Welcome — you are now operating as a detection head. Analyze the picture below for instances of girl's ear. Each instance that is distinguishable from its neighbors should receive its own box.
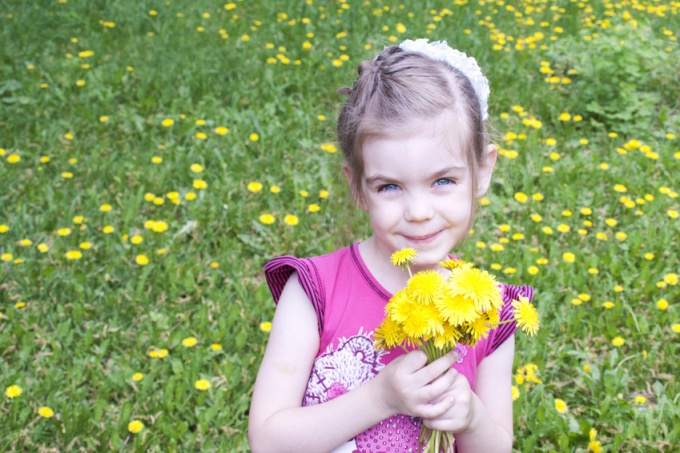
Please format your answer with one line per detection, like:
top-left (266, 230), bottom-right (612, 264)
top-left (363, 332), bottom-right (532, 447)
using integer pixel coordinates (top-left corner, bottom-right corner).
top-left (476, 144), bottom-right (497, 197)
top-left (343, 163), bottom-right (367, 211)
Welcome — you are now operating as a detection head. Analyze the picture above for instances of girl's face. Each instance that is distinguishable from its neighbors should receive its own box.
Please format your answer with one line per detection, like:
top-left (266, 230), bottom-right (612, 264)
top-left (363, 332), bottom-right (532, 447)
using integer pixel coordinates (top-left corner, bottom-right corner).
top-left (351, 118), bottom-right (495, 271)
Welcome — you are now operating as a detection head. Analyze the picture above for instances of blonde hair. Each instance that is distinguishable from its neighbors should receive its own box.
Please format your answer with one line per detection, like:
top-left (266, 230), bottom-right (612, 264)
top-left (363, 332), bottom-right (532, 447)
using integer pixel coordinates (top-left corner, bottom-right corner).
top-left (337, 45), bottom-right (489, 202)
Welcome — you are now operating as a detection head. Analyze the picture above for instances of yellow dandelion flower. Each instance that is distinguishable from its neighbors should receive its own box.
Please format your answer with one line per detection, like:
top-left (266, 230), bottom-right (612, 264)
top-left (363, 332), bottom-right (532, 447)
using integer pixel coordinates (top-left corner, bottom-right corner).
top-left (38, 406), bottom-right (54, 418)
top-left (247, 181), bottom-right (263, 192)
top-left (436, 292), bottom-right (479, 326)
top-left (132, 373), bottom-right (144, 381)
top-left (6, 385), bottom-right (22, 398)
top-left (270, 185), bottom-right (281, 193)
top-left (374, 316), bottom-right (406, 350)
top-left (671, 324), bottom-right (680, 333)
top-left (611, 336), bottom-right (625, 347)
top-left (161, 118), bottom-right (174, 127)
top-left (512, 296), bottom-right (539, 336)
top-left (511, 386), bottom-right (520, 401)
top-left (307, 203), bottom-right (320, 213)
top-left (128, 420), bottom-right (144, 433)
top-left (259, 321), bottom-right (272, 332)
top-left (562, 252), bottom-right (575, 263)
top-left (210, 343), bottom-right (223, 351)
top-left (554, 398), bottom-right (568, 413)
top-left (193, 179), bottom-right (207, 190)
top-left (514, 192), bottom-right (528, 203)
top-left (448, 266), bottom-right (502, 312)
top-left (283, 214), bottom-right (299, 226)
top-left (7, 154), bottom-right (21, 163)
top-left (406, 271), bottom-right (447, 305)
top-left (249, 133), bottom-right (259, 142)
top-left (664, 273), bottom-right (678, 285)
top-left (182, 337), bottom-right (198, 347)
top-left (195, 379), bottom-right (211, 391)
top-left (190, 163), bottom-right (204, 173)
top-left (65, 250), bottom-right (82, 260)
top-left (215, 126), bottom-right (229, 135)
top-left (259, 214), bottom-right (275, 225)
top-left (135, 254), bottom-right (149, 266)
top-left (391, 248), bottom-right (418, 267)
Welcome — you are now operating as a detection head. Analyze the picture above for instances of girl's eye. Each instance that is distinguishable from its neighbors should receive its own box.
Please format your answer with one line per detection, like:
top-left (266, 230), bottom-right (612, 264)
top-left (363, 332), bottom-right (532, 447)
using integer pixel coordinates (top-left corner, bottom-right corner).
top-left (434, 178), bottom-right (456, 186)
top-left (377, 183), bottom-right (400, 193)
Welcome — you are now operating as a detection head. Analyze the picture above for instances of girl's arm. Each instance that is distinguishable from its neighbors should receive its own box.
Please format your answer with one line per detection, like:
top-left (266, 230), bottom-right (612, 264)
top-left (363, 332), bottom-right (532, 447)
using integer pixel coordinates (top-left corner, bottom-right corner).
top-left (248, 273), bottom-right (459, 453)
top-left (423, 335), bottom-right (516, 453)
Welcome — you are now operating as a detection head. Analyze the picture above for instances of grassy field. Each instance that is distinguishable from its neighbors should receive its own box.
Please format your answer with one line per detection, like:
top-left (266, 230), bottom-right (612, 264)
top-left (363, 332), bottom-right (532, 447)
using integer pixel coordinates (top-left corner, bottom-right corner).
top-left (1, 0), bottom-right (679, 451)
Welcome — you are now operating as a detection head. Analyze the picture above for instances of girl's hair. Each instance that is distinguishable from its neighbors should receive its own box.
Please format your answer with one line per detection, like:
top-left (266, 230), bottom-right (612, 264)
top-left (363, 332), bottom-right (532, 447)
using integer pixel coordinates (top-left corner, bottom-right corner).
top-left (337, 45), bottom-right (489, 204)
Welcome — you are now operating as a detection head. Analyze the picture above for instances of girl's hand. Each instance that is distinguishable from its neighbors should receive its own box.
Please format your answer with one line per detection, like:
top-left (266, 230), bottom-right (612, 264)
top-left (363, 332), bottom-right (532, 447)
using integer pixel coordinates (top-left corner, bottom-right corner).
top-left (422, 369), bottom-right (476, 433)
top-left (376, 350), bottom-right (459, 420)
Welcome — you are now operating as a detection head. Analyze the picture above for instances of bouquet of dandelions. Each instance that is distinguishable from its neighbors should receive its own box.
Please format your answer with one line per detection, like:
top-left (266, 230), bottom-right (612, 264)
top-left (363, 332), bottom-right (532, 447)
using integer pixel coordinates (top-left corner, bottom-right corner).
top-left (374, 248), bottom-right (539, 453)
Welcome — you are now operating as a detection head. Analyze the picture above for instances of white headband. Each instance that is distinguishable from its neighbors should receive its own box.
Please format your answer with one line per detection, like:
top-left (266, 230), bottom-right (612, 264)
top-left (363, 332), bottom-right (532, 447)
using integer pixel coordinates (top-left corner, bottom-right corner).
top-left (398, 39), bottom-right (490, 121)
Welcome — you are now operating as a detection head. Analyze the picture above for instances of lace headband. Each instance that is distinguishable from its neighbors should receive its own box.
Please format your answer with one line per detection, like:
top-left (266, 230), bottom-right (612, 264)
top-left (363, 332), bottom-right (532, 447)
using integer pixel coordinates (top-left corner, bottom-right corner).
top-left (398, 39), bottom-right (490, 121)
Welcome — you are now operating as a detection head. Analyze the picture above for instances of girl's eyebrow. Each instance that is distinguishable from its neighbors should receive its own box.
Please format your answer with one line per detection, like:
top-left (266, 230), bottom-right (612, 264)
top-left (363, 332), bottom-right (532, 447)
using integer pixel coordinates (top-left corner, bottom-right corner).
top-left (364, 165), bottom-right (467, 186)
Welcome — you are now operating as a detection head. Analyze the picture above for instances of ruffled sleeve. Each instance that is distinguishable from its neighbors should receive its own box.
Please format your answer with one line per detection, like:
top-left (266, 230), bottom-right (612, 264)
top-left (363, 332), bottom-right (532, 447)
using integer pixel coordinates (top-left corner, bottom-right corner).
top-left (264, 256), bottom-right (325, 334)
top-left (485, 284), bottom-right (535, 356)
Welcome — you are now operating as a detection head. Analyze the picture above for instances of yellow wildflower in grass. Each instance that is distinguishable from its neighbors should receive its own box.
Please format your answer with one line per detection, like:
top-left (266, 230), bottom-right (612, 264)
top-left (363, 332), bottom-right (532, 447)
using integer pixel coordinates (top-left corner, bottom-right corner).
top-left (131, 235), bottom-right (143, 244)
top-left (562, 252), bottom-right (575, 263)
top-left (152, 221), bottom-right (168, 233)
top-left (15, 301), bottom-right (26, 308)
top-left (612, 336), bottom-right (625, 347)
top-left (210, 343), bottom-right (223, 351)
top-left (308, 203), bottom-right (321, 213)
top-left (672, 324), bottom-right (680, 333)
top-left (185, 192), bottom-right (196, 201)
top-left (514, 192), bottom-right (528, 203)
top-left (249, 133), bottom-right (259, 142)
top-left (259, 321), bottom-right (272, 332)
top-left (190, 163), bottom-right (204, 173)
top-left (182, 337), bottom-right (198, 347)
top-left (270, 185), bottom-right (281, 193)
top-left (7, 154), bottom-right (21, 163)
top-left (65, 250), bottom-right (82, 260)
top-left (195, 379), bottom-right (211, 391)
top-left (193, 179), bottom-right (207, 190)
top-left (283, 214), bottom-right (299, 226)
top-left (511, 386), bottom-right (520, 401)
top-left (128, 420), bottom-right (144, 433)
top-left (321, 143), bottom-right (337, 153)
top-left (161, 118), bottom-right (174, 127)
top-left (148, 348), bottom-right (169, 358)
top-left (0, 224), bottom-right (9, 233)
top-left (215, 126), bottom-right (229, 135)
top-left (668, 210), bottom-right (679, 219)
top-left (37, 244), bottom-right (49, 253)
top-left (79, 242), bottom-right (92, 250)
top-left (247, 181), bottom-right (263, 192)
top-left (5, 385), bottom-right (22, 399)
top-left (19, 239), bottom-right (33, 247)
top-left (259, 214), bottom-right (275, 225)
top-left (554, 398), bottom-right (568, 413)
top-left (528, 266), bottom-right (539, 275)
top-left (100, 203), bottom-right (112, 212)
top-left (135, 254), bottom-right (149, 266)
top-left (635, 396), bottom-right (647, 404)
top-left (132, 373), bottom-right (144, 381)
top-left (103, 226), bottom-right (114, 234)
top-left (661, 273), bottom-right (677, 285)
top-left (38, 406), bottom-right (54, 418)
top-left (210, 261), bottom-right (219, 269)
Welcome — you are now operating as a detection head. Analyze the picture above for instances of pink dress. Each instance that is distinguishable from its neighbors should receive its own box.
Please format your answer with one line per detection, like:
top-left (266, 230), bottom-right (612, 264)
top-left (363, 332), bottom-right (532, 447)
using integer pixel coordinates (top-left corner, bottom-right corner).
top-left (265, 242), bottom-right (534, 453)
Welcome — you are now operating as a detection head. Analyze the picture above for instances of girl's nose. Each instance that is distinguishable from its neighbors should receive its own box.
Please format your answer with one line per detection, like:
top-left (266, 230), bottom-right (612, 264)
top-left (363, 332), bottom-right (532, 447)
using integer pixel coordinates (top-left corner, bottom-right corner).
top-left (404, 194), bottom-right (434, 222)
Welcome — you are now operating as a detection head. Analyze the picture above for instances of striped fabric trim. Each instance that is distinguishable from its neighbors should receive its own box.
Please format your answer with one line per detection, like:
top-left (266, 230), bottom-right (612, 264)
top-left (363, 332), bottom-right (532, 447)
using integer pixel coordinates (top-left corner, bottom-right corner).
top-left (264, 256), bottom-right (325, 334)
top-left (487, 284), bottom-right (535, 355)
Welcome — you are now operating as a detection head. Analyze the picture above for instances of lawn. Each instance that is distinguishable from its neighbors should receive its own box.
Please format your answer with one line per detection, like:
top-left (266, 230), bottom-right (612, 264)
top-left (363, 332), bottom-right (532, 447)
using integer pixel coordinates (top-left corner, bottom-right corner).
top-left (1, 0), bottom-right (679, 451)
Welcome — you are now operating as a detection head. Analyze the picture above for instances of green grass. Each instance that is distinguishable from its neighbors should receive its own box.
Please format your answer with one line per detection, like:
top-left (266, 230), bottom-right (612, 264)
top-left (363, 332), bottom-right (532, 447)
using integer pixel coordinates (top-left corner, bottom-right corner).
top-left (1, 0), bottom-right (679, 451)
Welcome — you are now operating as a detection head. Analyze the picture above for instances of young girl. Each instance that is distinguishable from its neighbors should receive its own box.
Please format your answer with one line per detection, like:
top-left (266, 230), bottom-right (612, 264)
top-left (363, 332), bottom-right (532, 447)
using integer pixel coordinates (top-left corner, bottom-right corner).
top-left (248, 39), bottom-right (534, 453)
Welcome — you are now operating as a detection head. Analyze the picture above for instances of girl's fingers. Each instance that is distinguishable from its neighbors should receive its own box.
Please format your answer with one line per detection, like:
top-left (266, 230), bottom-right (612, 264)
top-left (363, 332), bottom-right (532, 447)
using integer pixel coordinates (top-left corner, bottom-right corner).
top-left (414, 351), bottom-right (458, 387)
